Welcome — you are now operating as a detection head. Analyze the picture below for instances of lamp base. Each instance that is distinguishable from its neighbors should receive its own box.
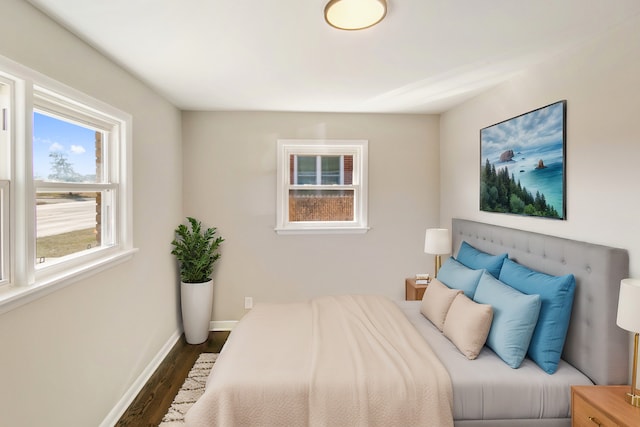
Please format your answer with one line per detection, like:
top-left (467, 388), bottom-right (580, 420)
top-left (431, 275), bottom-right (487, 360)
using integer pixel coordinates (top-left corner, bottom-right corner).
top-left (626, 332), bottom-right (640, 407)
top-left (434, 255), bottom-right (443, 277)
top-left (625, 392), bottom-right (640, 407)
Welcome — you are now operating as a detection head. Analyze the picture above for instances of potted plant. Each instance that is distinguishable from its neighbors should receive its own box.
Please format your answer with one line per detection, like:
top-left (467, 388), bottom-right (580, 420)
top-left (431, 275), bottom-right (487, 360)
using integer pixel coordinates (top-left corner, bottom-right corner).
top-left (171, 217), bottom-right (224, 344)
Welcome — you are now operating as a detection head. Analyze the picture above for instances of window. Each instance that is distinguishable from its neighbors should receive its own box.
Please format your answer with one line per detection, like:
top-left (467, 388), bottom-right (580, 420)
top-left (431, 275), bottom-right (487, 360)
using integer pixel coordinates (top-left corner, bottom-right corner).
top-left (0, 180), bottom-right (8, 286)
top-left (33, 97), bottom-right (117, 268)
top-left (0, 77), bottom-right (11, 287)
top-left (0, 55), bottom-right (134, 313)
top-left (276, 139), bottom-right (368, 234)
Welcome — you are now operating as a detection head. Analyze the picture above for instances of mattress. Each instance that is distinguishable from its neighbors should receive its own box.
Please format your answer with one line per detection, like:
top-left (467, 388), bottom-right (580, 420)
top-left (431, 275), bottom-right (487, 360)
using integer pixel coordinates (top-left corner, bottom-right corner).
top-left (396, 300), bottom-right (593, 421)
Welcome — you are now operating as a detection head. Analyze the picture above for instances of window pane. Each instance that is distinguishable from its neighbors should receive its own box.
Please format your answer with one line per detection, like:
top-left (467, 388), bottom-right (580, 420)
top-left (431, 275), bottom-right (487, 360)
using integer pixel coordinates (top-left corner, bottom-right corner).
top-left (296, 155), bottom-right (316, 185)
top-left (36, 191), bottom-right (100, 264)
top-left (343, 155), bottom-right (353, 185)
top-left (0, 181), bottom-right (6, 282)
top-left (321, 156), bottom-right (341, 185)
top-left (33, 112), bottom-right (103, 183)
top-left (288, 189), bottom-right (354, 222)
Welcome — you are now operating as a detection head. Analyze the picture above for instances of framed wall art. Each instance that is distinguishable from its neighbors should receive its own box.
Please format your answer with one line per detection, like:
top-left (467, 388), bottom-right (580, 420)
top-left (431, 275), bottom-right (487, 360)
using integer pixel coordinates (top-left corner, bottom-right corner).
top-left (480, 100), bottom-right (566, 219)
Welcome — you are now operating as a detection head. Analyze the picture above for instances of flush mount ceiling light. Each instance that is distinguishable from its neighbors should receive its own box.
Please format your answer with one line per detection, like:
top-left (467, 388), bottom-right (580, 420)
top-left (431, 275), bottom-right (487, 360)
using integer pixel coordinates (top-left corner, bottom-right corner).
top-left (324, 0), bottom-right (387, 31)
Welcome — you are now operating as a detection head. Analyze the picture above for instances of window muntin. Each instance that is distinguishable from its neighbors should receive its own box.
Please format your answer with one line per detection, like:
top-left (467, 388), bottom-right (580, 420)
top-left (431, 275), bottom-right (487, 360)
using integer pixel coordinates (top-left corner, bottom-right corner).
top-left (276, 140), bottom-right (368, 234)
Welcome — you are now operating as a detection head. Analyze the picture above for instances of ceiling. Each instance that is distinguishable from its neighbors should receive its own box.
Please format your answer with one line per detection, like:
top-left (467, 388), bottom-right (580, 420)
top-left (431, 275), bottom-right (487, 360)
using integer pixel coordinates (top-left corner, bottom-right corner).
top-left (27, 0), bottom-right (640, 114)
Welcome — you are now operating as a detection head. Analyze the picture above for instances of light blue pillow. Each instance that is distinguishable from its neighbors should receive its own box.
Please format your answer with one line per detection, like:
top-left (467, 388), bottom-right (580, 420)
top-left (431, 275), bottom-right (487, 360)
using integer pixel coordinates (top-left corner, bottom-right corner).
top-left (473, 271), bottom-right (541, 369)
top-left (456, 241), bottom-right (508, 278)
top-left (436, 257), bottom-right (484, 299)
top-left (499, 258), bottom-right (576, 374)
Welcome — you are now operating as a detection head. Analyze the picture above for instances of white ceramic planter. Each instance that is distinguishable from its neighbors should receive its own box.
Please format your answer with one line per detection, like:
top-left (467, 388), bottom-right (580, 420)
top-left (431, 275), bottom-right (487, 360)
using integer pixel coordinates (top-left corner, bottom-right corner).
top-left (181, 279), bottom-right (214, 344)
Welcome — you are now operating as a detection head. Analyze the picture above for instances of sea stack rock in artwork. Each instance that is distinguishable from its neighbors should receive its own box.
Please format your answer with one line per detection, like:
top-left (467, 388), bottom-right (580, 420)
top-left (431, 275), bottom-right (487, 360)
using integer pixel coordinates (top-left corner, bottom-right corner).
top-left (535, 159), bottom-right (547, 169)
top-left (500, 150), bottom-right (515, 162)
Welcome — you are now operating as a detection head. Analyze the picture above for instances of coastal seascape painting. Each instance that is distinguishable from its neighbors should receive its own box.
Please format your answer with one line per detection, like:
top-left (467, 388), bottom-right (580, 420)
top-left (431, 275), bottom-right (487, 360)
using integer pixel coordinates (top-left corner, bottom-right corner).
top-left (480, 101), bottom-right (566, 219)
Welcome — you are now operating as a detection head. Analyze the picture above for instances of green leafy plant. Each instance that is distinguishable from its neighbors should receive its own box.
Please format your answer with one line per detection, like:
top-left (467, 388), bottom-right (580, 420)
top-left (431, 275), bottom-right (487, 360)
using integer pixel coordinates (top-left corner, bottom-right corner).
top-left (171, 217), bottom-right (224, 283)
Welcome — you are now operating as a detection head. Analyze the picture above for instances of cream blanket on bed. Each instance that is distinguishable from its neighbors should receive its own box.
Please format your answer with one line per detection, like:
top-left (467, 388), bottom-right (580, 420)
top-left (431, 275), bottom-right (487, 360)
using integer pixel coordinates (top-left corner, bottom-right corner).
top-left (185, 295), bottom-right (453, 427)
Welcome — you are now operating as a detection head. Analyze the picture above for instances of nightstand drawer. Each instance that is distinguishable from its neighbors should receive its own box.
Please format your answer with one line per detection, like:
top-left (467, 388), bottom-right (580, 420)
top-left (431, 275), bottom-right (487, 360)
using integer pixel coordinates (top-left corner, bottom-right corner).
top-left (571, 385), bottom-right (640, 427)
top-left (573, 391), bottom-right (617, 427)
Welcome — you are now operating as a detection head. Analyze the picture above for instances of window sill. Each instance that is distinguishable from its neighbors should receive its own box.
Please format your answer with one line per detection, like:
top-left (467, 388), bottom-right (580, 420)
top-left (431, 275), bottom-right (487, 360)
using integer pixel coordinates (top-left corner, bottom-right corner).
top-left (0, 248), bottom-right (138, 316)
top-left (275, 226), bottom-right (370, 235)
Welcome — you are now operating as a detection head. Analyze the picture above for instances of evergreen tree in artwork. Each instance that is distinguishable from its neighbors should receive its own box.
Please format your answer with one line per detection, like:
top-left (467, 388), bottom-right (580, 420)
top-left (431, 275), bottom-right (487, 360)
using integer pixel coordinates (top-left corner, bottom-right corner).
top-left (480, 159), bottom-right (560, 218)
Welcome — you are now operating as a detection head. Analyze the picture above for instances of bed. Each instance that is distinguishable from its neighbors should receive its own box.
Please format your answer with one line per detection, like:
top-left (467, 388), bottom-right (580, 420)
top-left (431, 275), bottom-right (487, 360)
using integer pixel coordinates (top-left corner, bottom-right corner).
top-left (186, 218), bottom-right (630, 426)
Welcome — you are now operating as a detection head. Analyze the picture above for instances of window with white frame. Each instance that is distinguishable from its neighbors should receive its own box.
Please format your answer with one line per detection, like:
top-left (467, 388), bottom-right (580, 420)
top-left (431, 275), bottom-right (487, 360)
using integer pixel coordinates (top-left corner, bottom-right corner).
top-left (0, 180), bottom-right (8, 287)
top-left (0, 55), bottom-right (134, 312)
top-left (276, 139), bottom-right (368, 234)
top-left (33, 92), bottom-right (118, 268)
top-left (0, 78), bottom-right (11, 287)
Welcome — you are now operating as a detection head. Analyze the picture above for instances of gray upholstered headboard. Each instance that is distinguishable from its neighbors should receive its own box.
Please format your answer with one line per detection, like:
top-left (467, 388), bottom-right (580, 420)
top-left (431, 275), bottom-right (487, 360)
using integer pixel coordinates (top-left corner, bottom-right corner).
top-left (451, 218), bottom-right (629, 385)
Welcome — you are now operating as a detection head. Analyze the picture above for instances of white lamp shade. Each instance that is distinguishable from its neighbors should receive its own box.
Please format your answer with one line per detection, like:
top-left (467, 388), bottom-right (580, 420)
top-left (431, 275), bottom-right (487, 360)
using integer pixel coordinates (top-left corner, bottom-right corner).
top-left (424, 228), bottom-right (451, 255)
top-left (617, 278), bottom-right (640, 333)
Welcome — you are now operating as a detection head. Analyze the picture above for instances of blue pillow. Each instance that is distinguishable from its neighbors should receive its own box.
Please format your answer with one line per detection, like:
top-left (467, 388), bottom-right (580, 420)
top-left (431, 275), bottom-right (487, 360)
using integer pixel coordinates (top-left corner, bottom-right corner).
top-left (473, 271), bottom-right (541, 369)
top-left (499, 258), bottom-right (576, 374)
top-left (436, 257), bottom-right (484, 299)
top-left (456, 241), bottom-right (508, 278)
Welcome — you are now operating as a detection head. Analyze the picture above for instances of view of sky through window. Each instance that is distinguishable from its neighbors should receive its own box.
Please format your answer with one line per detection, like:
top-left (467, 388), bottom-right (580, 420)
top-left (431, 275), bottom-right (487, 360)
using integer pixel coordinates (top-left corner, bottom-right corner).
top-left (33, 112), bottom-right (97, 181)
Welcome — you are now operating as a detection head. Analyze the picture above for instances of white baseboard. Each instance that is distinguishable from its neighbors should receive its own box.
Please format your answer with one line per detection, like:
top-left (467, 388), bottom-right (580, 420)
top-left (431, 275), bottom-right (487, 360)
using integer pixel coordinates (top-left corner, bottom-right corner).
top-left (99, 329), bottom-right (182, 427)
top-left (211, 320), bottom-right (238, 331)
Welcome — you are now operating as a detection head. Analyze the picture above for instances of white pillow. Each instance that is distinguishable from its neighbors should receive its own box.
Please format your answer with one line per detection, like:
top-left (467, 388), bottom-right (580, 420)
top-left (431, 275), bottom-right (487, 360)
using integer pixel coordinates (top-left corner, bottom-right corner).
top-left (443, 293), bottom-right (493, 360)
top-left (420, 278), bottom-right (462, 331)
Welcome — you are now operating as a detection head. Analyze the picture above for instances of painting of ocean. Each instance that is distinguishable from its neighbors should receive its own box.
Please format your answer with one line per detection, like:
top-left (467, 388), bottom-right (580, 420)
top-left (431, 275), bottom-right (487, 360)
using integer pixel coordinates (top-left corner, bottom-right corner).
top-left (480, 101), bottom-right (566, 219)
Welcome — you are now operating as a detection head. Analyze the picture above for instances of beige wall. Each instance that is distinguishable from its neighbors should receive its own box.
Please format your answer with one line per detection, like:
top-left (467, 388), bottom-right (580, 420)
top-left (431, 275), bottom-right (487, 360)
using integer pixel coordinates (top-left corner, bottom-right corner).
top-left (3, 1), bottom-right (637, 425)
top-left (440, 15), bottom-right (640, 278)
top-left (0, 2), bottom-right (183, 426)
top-left (182, 112), bottom-right (440, 321)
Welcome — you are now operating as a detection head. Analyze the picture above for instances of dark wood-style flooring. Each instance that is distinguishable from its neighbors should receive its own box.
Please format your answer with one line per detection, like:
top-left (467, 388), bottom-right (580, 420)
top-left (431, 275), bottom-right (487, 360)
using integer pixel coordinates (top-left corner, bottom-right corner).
top-left (115, 331), bottom-right (230, 427)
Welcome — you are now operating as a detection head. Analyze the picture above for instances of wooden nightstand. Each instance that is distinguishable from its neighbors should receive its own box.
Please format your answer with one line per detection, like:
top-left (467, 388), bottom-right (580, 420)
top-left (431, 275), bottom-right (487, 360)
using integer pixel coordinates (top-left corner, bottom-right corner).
top-left (405, 278), bottom-right (428, 301)
top-left (572, 385), bottom-right (640, 426)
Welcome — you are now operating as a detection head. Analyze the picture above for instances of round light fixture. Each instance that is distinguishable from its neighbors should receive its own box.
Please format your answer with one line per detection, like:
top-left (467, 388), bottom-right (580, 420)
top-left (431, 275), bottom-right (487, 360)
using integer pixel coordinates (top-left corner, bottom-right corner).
top-left (324, 0), bottom-right (387, 31)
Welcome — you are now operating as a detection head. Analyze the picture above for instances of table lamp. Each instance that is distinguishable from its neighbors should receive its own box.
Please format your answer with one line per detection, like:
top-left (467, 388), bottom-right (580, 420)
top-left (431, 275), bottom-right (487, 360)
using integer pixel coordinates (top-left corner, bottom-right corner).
top-left (616, 278), bottom-right (640, 407)
top-left (424, 228), bottom-right (450, 276)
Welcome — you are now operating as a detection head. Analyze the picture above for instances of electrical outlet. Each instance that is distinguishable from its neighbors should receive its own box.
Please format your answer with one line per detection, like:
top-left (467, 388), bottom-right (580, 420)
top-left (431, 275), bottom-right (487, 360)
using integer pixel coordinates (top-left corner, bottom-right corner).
top-left (244, 297), bottom-right (253, 309)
